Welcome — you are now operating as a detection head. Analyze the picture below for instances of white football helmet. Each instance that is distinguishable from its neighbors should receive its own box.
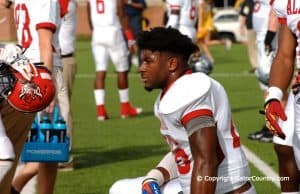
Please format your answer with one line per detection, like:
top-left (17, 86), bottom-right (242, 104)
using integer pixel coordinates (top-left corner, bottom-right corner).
top-left (189, 53), bottom-right (213, 75)
top-left (255, 51), bottom-right (275, 86)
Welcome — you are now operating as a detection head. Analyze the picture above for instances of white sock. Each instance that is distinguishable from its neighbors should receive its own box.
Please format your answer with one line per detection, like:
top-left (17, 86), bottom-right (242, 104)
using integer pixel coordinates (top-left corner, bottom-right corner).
top-left (281, 192), bottom-right (300, 194)
top-left (94, 89), bottom-right (105, 105)
top-left (0, 160), bottom-right (13, 182)
top-left (119, 89), bottom-right (129, 103)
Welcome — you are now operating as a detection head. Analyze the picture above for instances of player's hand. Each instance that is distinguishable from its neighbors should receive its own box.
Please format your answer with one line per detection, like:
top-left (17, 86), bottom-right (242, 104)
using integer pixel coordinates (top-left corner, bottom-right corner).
top-left (292, 74), bottom-right (300, 95)
top-left (10, 56), bottom-right (37, 81)
top-left (264, 99), bottom-right (287, 139)
top-left (142, 179), bottom-right (161, 194)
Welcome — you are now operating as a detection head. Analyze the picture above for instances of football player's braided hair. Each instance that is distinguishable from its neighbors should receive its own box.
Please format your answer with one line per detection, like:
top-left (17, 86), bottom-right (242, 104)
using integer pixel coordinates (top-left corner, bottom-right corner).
top-left (137, 27), bottom-right (199, 62)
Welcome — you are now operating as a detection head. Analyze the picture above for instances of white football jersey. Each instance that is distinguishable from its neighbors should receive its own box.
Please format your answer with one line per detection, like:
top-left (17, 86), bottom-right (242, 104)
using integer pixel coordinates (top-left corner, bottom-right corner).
top-left (59, 0), bottom-right (77, 55)
top-left (88, 0), bottom-right (121, 28)
top-left (14, 0), bottom-right (65, 67)
top-left (272, 0), bottom-right (300, 67)
top-left (154, 72), bottom-right (250, 194)
top-left (252, 0), bottom-right (271, 32)
top-left (166, 0), bottom-right (198, 27)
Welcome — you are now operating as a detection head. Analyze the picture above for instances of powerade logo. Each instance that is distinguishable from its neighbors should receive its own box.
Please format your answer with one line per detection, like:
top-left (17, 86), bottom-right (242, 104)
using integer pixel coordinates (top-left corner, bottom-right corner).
top-left (25, 149), bottom-right (62, 155)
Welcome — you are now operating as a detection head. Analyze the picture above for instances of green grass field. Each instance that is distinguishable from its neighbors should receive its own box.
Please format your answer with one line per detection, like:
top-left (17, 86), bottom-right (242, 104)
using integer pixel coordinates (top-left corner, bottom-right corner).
top-left (53, 41), bottom-right (280, 194)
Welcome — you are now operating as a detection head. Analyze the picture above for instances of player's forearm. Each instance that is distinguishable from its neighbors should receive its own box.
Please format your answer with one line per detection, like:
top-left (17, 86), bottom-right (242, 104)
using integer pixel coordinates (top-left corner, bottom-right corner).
top-left (38, 29), bottom-right (54, 72)
top-left (191, 158), bottom-right (218, 194)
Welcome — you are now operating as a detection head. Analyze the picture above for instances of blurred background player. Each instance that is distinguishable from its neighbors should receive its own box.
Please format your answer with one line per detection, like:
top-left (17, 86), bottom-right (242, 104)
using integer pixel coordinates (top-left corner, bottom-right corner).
top-left (165, 0), bottom-right (198, 42)
top-left (264, 0), bottom-right (300, 193)
top-left (239, 0), bottom-right (258, 73)
top-left (248, 0), bottom-right (278, 142)
top-left (11, 0), bottom-right (70, 194)
top-left (110, 27), bottom-right (256, 194)
top-left (58, 0), bottom-right (78, 171)
top-left (124, 0), bottom-right (147, 70)
top-left (87, 0), bottom-right (142, 121)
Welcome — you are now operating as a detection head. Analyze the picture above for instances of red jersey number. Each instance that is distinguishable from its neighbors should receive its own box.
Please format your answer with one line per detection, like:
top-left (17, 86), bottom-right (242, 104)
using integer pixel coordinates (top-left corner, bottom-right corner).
top-left (174, 148), bottom-right (191, 174)
top-left (14, 4), bottom-right (32, 48)
top-left (96, 0), bottom-right (105, 14)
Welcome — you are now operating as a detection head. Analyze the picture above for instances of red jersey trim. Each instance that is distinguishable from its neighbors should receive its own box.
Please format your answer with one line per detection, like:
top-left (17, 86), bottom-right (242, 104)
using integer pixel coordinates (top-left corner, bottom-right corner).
top-left (36, 22), bottom-right (56, 33)
top-left (269, 0), bottom-right (274, 5)
top-left (59, 0), bottom-right (70, 18)
top-left (278, 17), bottom-right (287, 24)
top-left (181, 109), bottom-right (213, 126)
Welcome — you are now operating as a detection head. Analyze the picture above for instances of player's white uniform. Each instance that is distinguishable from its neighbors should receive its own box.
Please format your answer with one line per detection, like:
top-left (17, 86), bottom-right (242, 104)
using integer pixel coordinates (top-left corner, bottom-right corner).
top-left (59, 0), bottom-right (77, 57)
top-left (109, 72), bottom-right (253, 194)
top-left (166, 0), bottom-right (198, 41)
top-left (252, 0), bottom-right (277, 89)
top-left (272, 0), bottom-right (300, 170)
top-left (89, 0), bottom-right (128, 72)
top-left (14, 0), bottom-right (70, 126)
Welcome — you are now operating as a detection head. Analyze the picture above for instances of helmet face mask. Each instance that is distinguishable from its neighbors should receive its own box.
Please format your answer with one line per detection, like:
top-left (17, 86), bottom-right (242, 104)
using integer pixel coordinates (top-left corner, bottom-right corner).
top-left (188, 53), bottom-right (213, 75)
top-left (7, 65), bottom-right (56, 113)
top-left (0, 64), bottom-right (16, 102)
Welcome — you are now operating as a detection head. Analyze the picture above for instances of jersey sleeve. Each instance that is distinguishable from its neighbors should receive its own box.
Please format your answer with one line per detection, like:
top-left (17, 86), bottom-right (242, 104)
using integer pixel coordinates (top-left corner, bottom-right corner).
top-left (272, 0), bottom-right (287, 24)
top-left (34, 0), bottom-right (58, 32)
top-left (180, 92), bottom-right (216, 137)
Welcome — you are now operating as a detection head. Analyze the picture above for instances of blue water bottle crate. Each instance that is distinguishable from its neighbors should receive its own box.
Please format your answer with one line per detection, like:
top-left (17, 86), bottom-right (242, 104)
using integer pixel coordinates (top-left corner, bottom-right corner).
top-left (21, 108), bottom-right (70, 162)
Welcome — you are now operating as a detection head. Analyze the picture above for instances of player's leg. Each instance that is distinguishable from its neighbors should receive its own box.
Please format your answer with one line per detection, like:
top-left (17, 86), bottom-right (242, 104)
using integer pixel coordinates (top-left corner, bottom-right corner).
top-left (274, 92), bottom-right (300, 192)
top-left (91, 37), bottom-right (109, 120)
top-left (37, 162), bottom-right (58, 194)
top-left (0, 115), bottom-right (14, 182)
top-left (0, 102), bottom-right (35, 193)
top-left (12, 162), bottom-right (39, 192)
top-left (109, 28), bottom-right (142, 118)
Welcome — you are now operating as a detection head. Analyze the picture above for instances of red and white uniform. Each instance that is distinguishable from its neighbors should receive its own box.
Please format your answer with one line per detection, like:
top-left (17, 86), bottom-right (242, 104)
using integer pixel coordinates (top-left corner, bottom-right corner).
top-left (155, 72), bottom-right (250, 194)
top-left (272, 0), bottom-right (300, 170)
top-left (14, 0), bottom-right (70, 125)
top-left (166, 0), bottom-right (198, 41)
top-left (14, 0), bottom-right (67, 67)
top-left (59, 0), bottom-right (77, 56)
top-left (88, 0), bottom-right (128, 72)
top-left (252, 0), bottom-right (277, 90)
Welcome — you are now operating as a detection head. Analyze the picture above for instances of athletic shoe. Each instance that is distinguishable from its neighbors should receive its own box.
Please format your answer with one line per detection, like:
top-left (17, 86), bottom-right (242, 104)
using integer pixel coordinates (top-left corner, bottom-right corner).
top-left (259, 130), bottom-right (274, 143)
top-left (97, 105), bottom-right (108, 121)
top-left (120, 102), bottom-right (142, 118)
top-left (248, 125), bottom-right (270, 140)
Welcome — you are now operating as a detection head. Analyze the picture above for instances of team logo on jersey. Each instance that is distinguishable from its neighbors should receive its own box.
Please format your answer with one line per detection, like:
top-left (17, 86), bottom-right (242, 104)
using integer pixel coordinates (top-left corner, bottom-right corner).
top-left (19, 82), bottom-right (43, 103)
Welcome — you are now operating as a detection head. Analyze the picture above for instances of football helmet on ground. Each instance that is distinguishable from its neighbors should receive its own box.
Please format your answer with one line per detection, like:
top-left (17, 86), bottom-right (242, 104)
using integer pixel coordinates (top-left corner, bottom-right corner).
top-left (188, 53), bottom-right (213, 75)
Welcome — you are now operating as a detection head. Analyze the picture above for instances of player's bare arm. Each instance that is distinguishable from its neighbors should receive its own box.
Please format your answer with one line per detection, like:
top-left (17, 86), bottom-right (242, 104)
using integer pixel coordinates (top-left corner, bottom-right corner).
top-left (189, 126), bottom-right (219, 194)
top-left (38, 28), bottom-right (54, 72)
top-left (269, 24), bottom-right (296, 92)
top-left (0, 0), bottom-right (12, 8)
top-left (87, 1), bottom-right (93, 31)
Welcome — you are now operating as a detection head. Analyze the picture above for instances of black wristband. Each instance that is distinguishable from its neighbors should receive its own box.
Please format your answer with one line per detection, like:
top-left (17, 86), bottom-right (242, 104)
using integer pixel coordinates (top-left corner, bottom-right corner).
top-left (264, 30), bottom-right (276, 47)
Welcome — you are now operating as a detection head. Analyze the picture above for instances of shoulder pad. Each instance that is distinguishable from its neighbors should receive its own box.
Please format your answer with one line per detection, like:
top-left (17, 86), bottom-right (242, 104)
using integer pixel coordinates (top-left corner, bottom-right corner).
top-left (159, 73), bottom-right (211, 114)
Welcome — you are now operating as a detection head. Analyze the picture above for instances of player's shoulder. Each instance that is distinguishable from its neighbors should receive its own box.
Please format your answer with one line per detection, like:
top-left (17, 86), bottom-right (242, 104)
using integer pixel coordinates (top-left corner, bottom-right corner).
top-left (159, 72), bottom-right (212, 114)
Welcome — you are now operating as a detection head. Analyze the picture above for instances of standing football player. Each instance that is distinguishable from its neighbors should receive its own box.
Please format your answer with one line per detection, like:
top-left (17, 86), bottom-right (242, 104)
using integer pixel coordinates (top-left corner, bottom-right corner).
top-left (264, 0), bottom-right (300, 193)
top-left (165, 0), bottom-right (198, 42)
top-left (10, 0), bottom-right (70, 194)
top-left (87, 0), bottom-right (142, 120)
top-left (109, 27), bottom-right (256, 194)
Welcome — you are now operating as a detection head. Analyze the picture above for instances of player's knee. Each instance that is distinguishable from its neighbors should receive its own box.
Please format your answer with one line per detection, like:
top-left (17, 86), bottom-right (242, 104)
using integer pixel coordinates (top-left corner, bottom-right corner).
top-left (109, 180), bottom-right (125, 194)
